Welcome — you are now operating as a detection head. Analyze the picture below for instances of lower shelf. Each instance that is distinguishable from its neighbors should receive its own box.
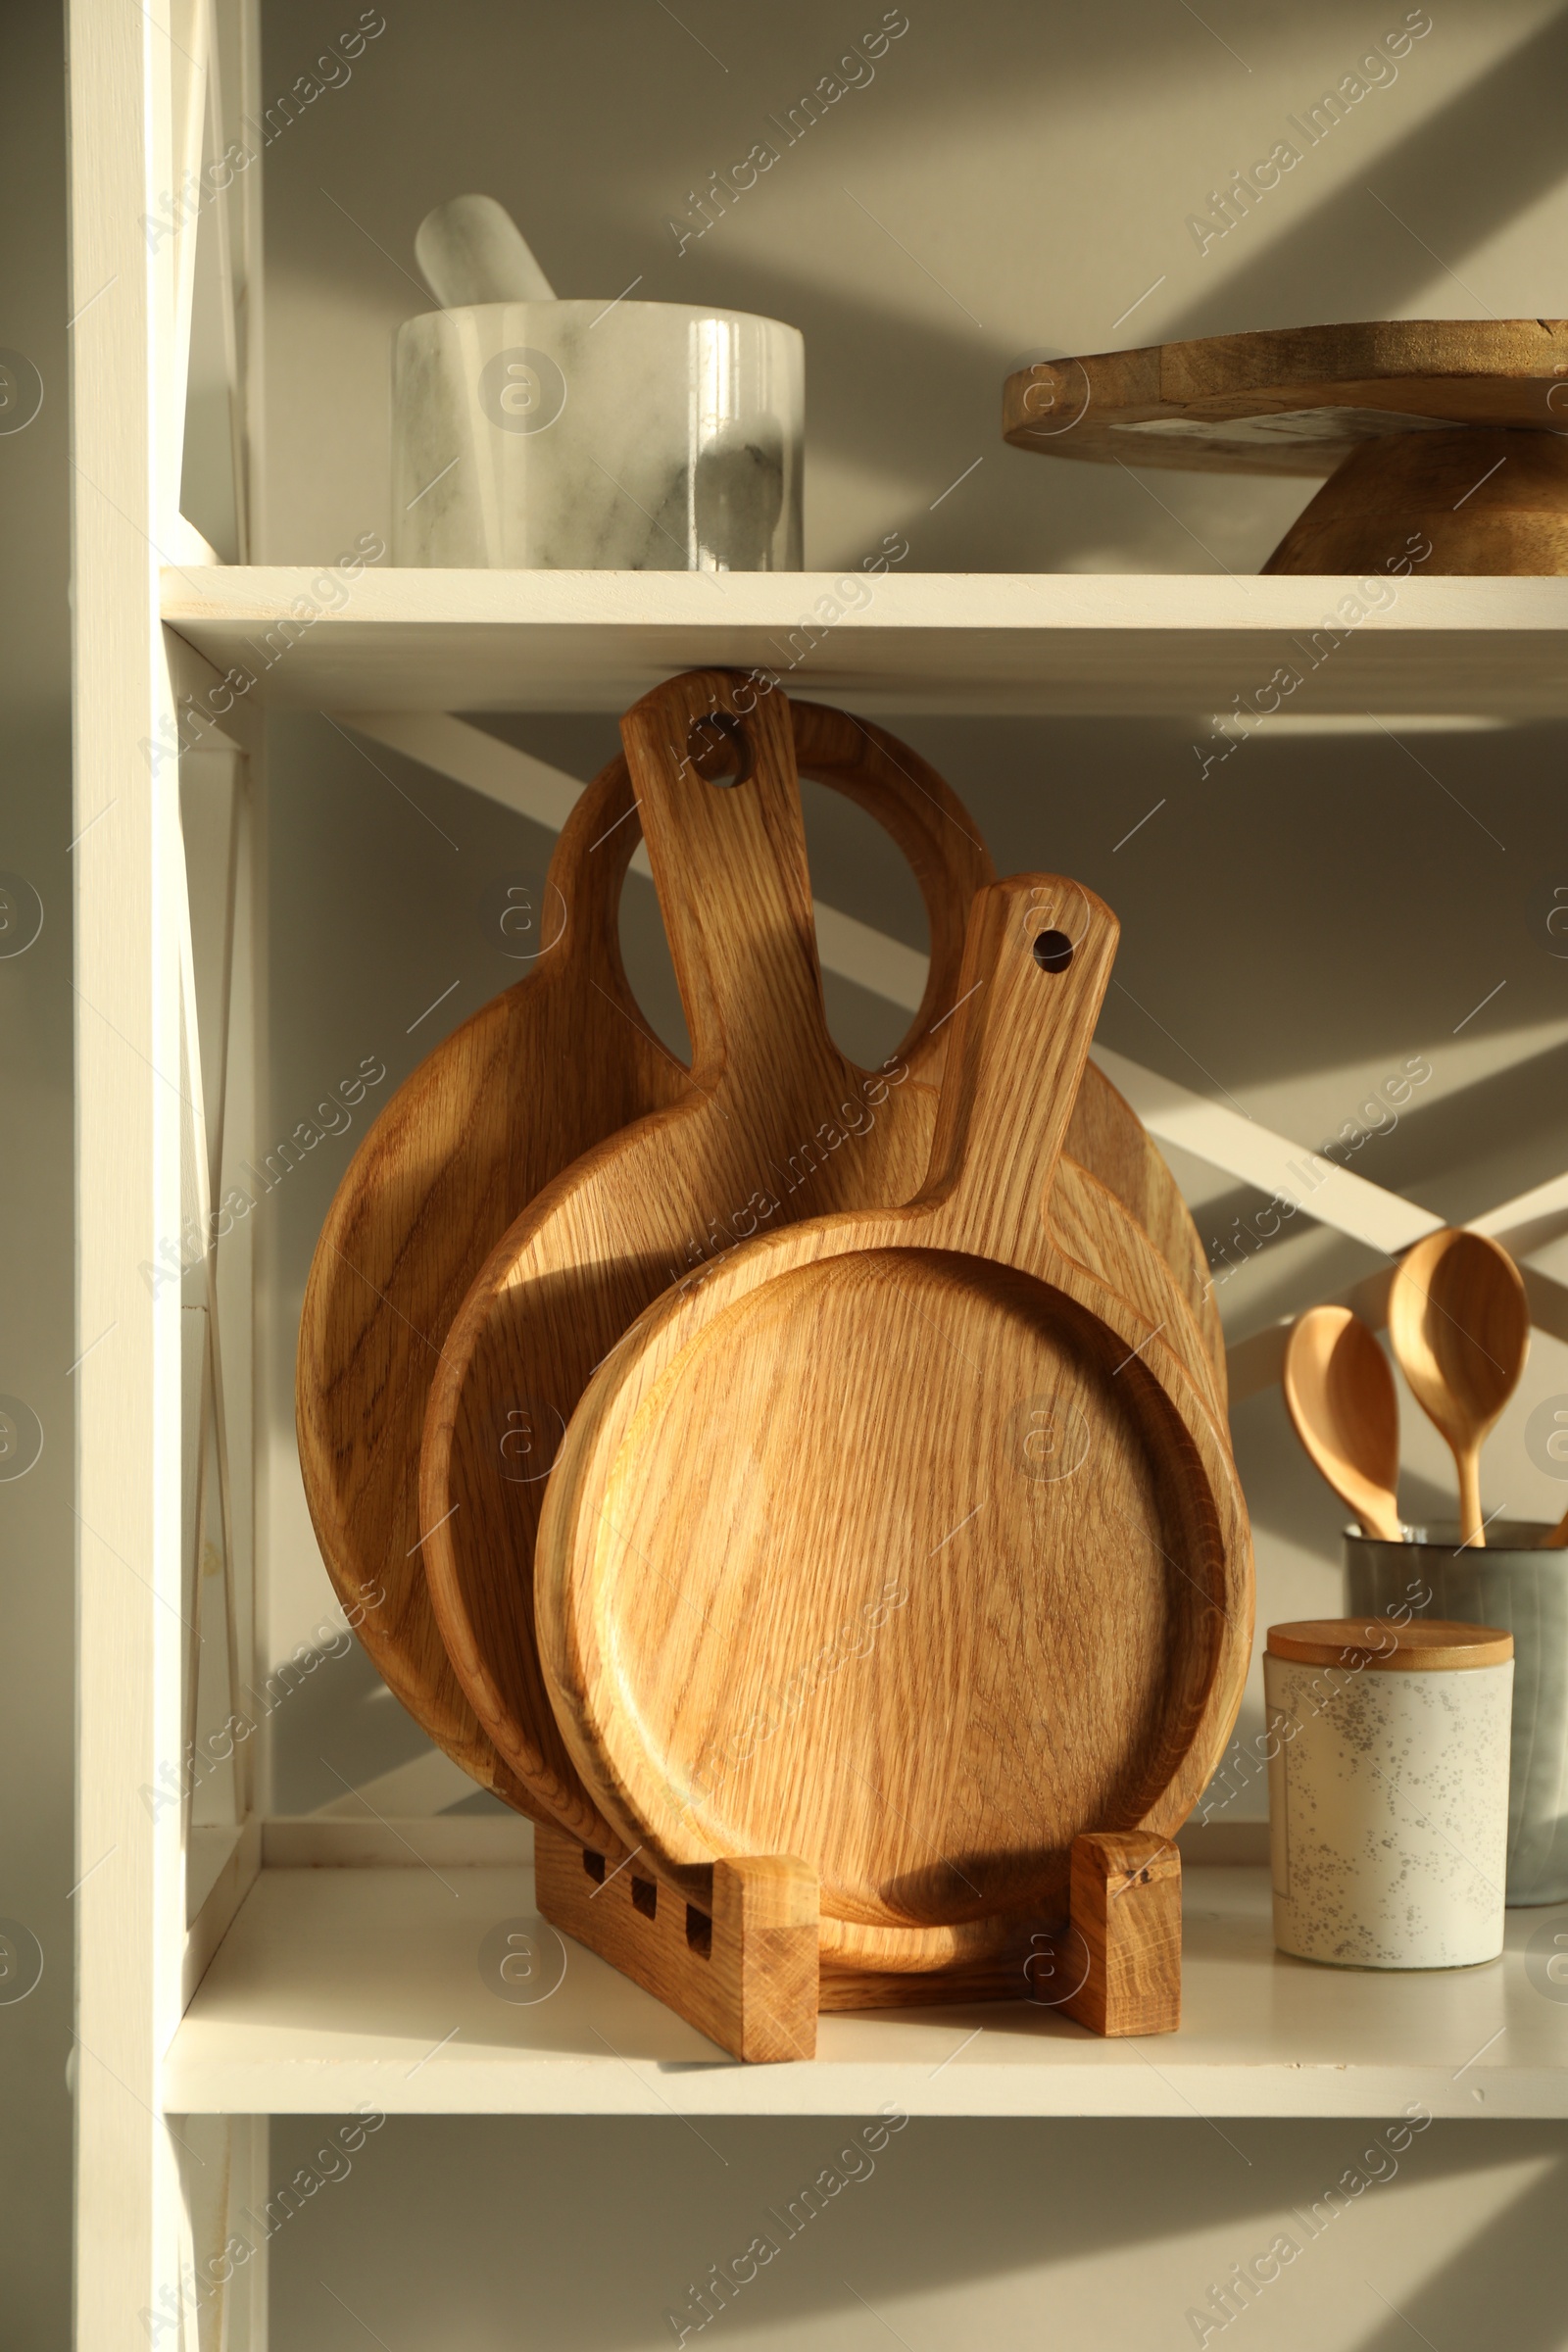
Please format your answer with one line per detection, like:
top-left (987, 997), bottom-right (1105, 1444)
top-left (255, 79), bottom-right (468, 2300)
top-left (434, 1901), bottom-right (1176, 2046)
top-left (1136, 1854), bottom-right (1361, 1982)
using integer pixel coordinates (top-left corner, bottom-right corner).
top-left (162, 1861), bottom-right (1568, 2118)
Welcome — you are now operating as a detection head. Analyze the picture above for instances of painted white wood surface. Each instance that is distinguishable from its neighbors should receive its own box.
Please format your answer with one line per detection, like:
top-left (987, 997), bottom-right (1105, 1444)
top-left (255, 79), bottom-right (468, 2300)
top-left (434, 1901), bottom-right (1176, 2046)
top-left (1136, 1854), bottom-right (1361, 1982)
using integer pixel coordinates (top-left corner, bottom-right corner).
top-left (162, 1862), bottom-right (1568, 2120)
top-left (71, 3), bottom-right (271, 2342)
top-left (163, 566), bottom-right (1568, 716)
top-left (68, 0), bottom-right (189, 2339)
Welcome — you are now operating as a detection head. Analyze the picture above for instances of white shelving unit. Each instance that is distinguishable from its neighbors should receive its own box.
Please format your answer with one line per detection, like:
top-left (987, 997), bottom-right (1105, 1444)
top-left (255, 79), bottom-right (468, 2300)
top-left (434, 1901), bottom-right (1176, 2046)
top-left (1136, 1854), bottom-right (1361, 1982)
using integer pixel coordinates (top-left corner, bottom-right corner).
top-left (164, 564), bottom-right (1568, 717)
top-left (69, 4), bottom-right (1568, 2346)
top-left (163, 1856), bottom-right (1568, 2123)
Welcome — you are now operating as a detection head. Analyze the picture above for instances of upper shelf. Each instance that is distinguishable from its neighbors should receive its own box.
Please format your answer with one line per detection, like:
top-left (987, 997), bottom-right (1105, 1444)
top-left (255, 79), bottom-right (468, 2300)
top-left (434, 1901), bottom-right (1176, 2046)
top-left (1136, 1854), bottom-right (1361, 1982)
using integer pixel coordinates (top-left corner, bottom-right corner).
top-left (161, 567), bottom-right (1568, 719)
top-left (164, 1862), bottom-right (1568, 2118)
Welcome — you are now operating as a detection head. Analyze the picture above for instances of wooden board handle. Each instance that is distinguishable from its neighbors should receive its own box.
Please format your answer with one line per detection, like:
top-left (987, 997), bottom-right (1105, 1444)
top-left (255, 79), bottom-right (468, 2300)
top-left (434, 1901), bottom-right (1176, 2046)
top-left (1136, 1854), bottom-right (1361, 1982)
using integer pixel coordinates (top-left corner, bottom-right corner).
top-left (919, 876), bottom-right (1119, 1266)
top-left (618, 670), bottom-right (841, 1094)
top-left (538, 702), bottom-right (998, 1093)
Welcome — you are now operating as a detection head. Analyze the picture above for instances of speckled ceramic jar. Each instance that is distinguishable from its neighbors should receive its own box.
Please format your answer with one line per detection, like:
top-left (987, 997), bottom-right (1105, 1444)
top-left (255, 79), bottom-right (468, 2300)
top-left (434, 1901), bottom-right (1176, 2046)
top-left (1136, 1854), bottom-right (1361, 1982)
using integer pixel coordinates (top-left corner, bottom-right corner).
top-left (1265, 1618), bottom-right (1513, 1970)
top-left (1345, 1523), bottom-right (1568, 1905)
top-left (391, 301), bottom-right (804, 569)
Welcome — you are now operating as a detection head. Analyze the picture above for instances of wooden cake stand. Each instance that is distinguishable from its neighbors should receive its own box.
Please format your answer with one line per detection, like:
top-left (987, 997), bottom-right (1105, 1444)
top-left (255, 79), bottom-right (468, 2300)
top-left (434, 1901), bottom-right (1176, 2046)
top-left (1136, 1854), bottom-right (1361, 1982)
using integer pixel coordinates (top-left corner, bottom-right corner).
top-left (1003, 319), bottom-right (1568, 573)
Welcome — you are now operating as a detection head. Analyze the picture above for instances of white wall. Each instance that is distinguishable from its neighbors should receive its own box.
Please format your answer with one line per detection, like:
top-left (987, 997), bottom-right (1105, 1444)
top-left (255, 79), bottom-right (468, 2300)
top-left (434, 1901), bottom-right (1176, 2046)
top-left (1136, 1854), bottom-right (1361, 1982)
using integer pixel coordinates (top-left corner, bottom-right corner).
top-left (265, 2113), bottom-right (1568, 2350)
top-left (250, 1), bottom-right (1568, 2341)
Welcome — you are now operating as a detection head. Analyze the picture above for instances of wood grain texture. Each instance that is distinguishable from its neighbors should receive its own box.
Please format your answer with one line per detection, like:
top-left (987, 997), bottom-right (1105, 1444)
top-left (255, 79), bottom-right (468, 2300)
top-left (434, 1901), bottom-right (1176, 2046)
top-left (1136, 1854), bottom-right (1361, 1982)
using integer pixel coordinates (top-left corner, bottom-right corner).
top-left (420, 676), bottom-right (977, 1849)
top-left (1066, 1054), bottom-right (1225, 1406)
top-left (302, 676), bottom-right (1219, 1824)
top-left (1060, 1834), bottom-right (1181, 2037)
top-left (540, 1821), bottom-right (1181, 2048)
top-left (420, 682), bottom-right (1229, 1853)
top-left (300, 698), bottom-right (1002, 1809)
top-left (1003, 318), bottom-right (1568, 478)
top-left (1388, 1229), bottom-right (1530, 1546)
top-left (1283, 1306), bottom-right (1401, 1542)
top-left (297, 754), bottom-right (655, 1808)
top-left (817, 1934), bottom-right (1042, 2009)
top-left (536, 874), bottom-right (1253, 1968)
top-left (533, 1822), bottom-right (818, 2062)
top-left (1262, 427), bottom-right (1568, 576)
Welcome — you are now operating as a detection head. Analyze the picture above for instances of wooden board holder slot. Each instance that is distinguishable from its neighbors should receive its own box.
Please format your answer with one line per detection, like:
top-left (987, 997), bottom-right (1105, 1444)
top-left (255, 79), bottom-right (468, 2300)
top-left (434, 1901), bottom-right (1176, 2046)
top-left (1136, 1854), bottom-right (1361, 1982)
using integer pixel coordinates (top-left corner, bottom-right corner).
top-left (534, 1824), bottom-right (1181, 2062)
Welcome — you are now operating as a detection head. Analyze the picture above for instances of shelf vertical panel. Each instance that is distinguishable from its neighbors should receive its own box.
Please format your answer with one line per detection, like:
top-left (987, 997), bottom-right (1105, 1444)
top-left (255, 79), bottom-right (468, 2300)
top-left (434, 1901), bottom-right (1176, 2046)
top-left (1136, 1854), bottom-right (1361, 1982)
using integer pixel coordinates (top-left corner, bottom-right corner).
top-left (68, 0), bottom-right (190, 2340)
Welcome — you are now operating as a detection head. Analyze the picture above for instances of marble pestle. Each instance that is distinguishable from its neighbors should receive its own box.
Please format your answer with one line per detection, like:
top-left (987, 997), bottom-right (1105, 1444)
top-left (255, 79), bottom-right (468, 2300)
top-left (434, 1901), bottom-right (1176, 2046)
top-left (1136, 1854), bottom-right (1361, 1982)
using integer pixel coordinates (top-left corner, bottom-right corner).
top-left (415, 194), bottom-right (557, 307)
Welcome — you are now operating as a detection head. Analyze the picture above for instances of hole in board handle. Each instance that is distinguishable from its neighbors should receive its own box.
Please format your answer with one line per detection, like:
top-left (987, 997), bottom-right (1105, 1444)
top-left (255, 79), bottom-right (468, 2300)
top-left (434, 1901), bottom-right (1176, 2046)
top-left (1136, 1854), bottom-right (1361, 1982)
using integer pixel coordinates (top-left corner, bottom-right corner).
top-left (686, 711), bottom-right (754, 788)
top-left (582, 1849), bottom-right (606, 1884)
top-left (1032, 928), bottom-right (1074, 973)
top-left (631, 1877), bottom-right (658, 1920)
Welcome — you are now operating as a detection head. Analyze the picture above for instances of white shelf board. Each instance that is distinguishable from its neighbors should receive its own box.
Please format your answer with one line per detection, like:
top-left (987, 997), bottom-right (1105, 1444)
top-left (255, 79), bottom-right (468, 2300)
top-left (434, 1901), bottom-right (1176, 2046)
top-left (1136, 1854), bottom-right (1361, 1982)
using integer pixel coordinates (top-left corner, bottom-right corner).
top-left (163, 1864), bottom-right (1568, 2119)
top-left (160, 568), bottom-right (1568, 719)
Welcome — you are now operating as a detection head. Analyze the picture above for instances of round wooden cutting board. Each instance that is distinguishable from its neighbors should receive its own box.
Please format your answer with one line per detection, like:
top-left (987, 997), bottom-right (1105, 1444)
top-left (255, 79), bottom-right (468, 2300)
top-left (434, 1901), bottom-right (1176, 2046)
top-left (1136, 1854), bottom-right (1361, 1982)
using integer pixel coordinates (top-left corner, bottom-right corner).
top-left (300, 683), bottom-right (1224, 1825)
top-left (420, 678), bottom-right (1232, 1871)
top-left (535, 875), bottom-right (1253, 1967)
top-left (296, 702), bottom-right (999, 1808)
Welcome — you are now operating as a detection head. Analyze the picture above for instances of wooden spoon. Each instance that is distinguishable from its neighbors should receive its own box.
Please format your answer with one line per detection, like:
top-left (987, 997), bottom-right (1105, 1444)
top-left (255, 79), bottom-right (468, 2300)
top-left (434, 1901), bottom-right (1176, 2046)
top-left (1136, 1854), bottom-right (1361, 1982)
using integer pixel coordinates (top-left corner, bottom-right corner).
top-left (1282, 1306), bottom-right (1401, 1542)
top-left (534, 873), bottom-right (1252, 1967)
top-left (1387, 1228), bottom-right (1531, 1548)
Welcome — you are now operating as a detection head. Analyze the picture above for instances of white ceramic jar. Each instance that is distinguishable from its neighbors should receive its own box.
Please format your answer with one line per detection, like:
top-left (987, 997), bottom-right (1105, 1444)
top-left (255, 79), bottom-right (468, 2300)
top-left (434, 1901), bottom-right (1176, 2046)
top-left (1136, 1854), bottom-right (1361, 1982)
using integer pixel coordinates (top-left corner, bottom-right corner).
top-left (391, 301), bottom-right (804, 570)
top-left (1265, 1617), bottom-right (1513, 1970)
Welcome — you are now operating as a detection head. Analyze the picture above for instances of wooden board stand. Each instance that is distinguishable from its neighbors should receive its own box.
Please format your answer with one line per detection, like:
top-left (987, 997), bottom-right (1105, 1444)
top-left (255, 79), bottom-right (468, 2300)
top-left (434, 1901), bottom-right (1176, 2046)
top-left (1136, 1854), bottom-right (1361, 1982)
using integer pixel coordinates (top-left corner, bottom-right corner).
top-left (535, 1824), bottom-right (1181, 2061)
top-left (534, 1825), bottom-right (820, 2063)
top-left (1060, 1833), bottom-right (1183, 2038)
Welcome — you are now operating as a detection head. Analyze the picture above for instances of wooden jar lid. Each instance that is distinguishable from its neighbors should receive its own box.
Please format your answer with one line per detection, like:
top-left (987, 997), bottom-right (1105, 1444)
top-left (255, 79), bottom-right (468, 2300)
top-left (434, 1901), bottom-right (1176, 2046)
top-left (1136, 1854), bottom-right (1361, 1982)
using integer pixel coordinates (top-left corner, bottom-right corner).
top-left (1267, 1618), bottom-right (1513, 1672)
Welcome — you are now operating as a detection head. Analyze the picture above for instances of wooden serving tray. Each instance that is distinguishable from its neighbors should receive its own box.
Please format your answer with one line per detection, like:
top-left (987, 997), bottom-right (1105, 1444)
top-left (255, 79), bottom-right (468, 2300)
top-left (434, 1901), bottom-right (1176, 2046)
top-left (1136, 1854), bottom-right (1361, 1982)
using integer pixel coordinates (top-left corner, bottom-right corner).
top-left (1003, 318), bottom-right (1568, 573)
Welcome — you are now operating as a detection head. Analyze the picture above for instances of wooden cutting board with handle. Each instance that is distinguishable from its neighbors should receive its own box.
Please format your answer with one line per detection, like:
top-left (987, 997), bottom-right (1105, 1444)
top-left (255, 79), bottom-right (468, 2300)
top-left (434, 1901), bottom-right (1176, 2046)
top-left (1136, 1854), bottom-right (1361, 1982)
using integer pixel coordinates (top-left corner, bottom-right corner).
top-left (420, 673), bottom-right (1231, 1869)
top-left (535, 870), bottom-right (1252, 1970)
top-left (300, 685), bottom-right (1223, 1814)
top-left (298, 701), bottom-right (991, 1809)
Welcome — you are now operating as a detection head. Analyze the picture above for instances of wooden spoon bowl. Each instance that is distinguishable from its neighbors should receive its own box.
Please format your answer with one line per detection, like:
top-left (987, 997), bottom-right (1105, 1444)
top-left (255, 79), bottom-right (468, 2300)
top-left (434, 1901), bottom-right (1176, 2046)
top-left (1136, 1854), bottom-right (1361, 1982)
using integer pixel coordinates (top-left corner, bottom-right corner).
top-left (1388, 1228), bottom-right (1530, 1546)
top-left (1283, 1305), bottom-right (1401, 1542)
